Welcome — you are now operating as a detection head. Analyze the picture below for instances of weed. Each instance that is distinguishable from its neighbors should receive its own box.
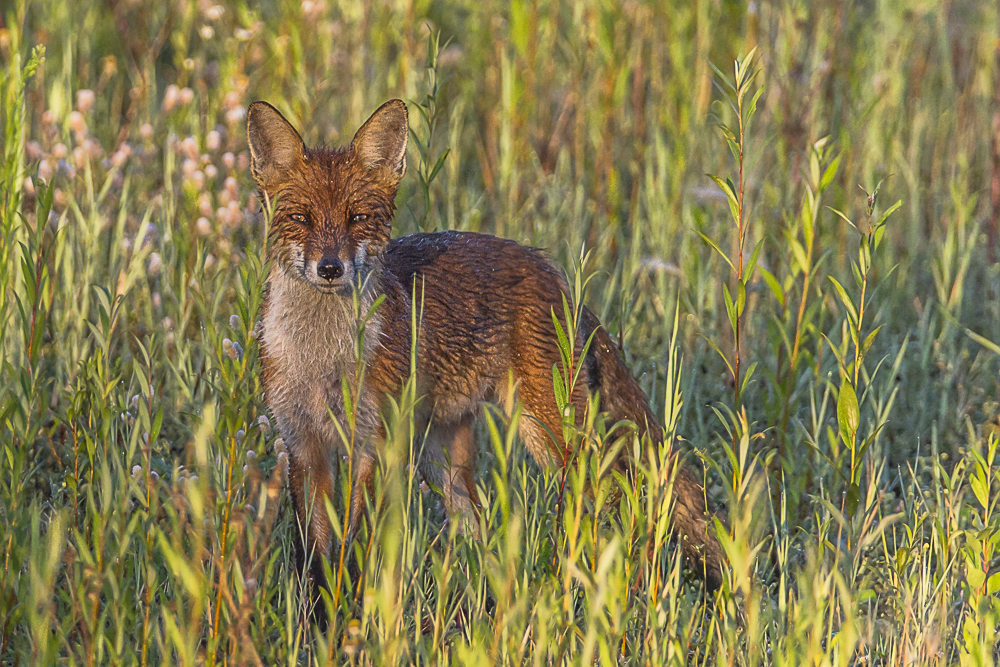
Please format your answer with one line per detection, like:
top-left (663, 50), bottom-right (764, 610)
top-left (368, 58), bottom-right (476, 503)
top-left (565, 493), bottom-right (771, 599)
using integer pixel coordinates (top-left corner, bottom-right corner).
top-left (2, 0), bottom-right (1000, 664)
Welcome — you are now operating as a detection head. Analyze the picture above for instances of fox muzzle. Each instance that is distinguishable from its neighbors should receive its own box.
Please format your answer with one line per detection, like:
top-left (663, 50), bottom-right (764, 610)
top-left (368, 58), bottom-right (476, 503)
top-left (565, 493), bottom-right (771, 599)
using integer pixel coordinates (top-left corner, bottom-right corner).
top-left (316, 256), bottom-right (345, 282)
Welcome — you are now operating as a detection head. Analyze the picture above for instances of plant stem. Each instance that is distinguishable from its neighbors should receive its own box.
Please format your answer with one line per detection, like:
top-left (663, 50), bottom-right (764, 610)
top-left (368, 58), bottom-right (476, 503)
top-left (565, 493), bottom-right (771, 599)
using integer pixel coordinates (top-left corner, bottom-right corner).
top-left (733, 73), bottom-right (746, 436)
top-left (211, 433), bottom-right (239, 660)
top-left (854, 275), bottom-right (868, 388)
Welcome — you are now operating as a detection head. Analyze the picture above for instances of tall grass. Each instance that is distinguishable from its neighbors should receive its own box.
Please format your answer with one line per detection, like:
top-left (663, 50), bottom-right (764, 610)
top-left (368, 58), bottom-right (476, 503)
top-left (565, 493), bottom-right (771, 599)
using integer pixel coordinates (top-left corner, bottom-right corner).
top-left (2, 0), bottom-right (1000, 663)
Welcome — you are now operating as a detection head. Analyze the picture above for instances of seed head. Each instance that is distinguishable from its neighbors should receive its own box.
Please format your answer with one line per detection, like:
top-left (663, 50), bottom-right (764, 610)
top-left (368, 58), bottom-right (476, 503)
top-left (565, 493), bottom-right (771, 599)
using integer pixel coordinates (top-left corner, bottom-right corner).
top-left (76, 89), bottom-right (95, 113)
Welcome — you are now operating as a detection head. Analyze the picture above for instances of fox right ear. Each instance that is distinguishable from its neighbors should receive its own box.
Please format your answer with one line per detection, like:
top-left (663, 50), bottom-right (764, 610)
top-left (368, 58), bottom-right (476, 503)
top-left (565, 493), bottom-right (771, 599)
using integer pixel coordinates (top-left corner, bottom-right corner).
top-left (247, 102), bottom-right (306, 189)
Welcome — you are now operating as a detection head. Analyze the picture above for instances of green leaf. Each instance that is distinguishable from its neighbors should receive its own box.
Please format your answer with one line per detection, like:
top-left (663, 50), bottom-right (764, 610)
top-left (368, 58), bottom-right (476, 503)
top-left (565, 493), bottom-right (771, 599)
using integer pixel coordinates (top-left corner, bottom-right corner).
top-left (746, 85), bottom-right (764, 122)
top-left (726, 177), bottom-right (738, 202)
top-left (572, 328), bottom-right (600, 391)
top-left (851, 258), bottom-right (864, 290)
top-left (827, 206), bottom-right (859, 232)
top-left (133, 358), bottom-right (150, 399)
top-left (714, 123), bottom-right (738, 146)
top-left (723, 284), bottom-right (738, 334)
top-left (696, 230), bottom-right (735, 272)
top-left (860, 326), bottom-right (882, 359)
top-left (789, 238), bottom-right (809, 274)
top-left (708, 59), bottom-right (737, 93)
top-left (706, 174), bottom-right (740, 224)
top-left (736, 279), bottom-right (746, 318)
top-left (428, 149), bottom-right (451, 183)
top-left (820, 152), bottom-right (843, 191)
top-left (740, 361), bottom-right (758, 395)
top-left (552, 363), bottom-right (567, 412)
top-left (707, 174), bottom-right (737, 202)
top-left (987, 572), bottom-right (1000, 595)
top-left (968, 566), bottom-right (987, 590)
top-left (837, 380), bottom-right (860, 450)
top-left (407, 128), bottom-right (428, 160)
top-left (965, 327), bottom-right (1000, 357)
top-left (854, 430), bottom-right (882, 472)
top-left (875, 199), bottom-right (902, 229)
top-left (746, 237), bottom-right (764, 279)
top-left (341, 375), bottom-right (354, 426)
top-left (700, 334), bottom-right (734, 380)
top-left (726, 137), bottom-right (741, 166)
top-left (822, 333), bottom-right (847, 370)
top-left (802, 191), bottom-right (816, 245)
top-left (759, 267), bottom-right (784, 308)
top-left (873, 224), bottom-right (887, 250)
top-left (970, 475), bottom-right (989, 510)
top-left (151, 405), bottom-right (164, 444)
top-left (845, 483), bottom-right (860, 516)
top-left (828, 277), bottom-right (858, 327)
top-left (859, 237), bottom-right (871, 276)
top-left (551, 308), bottom-right (570, 368)
top-left (158, 534), bottom-right (205, 598)
top-left (561, 294), bottom-right (575, 345)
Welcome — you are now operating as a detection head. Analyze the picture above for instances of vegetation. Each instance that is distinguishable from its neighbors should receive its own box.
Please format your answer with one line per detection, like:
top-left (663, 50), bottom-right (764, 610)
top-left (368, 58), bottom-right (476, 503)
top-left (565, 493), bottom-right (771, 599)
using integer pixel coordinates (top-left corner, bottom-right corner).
top-left (2, 0), bottom-right (1000, 663)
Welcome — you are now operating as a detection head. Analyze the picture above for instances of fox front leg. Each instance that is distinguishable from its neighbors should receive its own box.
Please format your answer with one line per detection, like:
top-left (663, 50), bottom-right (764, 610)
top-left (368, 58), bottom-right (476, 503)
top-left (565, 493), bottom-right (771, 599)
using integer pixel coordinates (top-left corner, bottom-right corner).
top-left (347, 450), bottom-right (378, 542)
top-left (287, 443), bottom-right (338, 582)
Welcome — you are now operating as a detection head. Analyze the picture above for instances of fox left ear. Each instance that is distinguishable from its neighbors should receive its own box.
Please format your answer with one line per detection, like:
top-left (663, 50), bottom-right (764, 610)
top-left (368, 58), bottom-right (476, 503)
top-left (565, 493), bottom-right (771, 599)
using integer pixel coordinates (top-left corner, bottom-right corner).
top-left (351, 100), bottom-right (408, 177)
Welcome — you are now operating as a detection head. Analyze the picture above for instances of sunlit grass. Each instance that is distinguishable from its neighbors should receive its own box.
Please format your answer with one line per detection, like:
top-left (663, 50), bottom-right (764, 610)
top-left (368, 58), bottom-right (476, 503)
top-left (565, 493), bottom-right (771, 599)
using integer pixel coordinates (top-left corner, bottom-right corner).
top-left (2, 0), bottom-right (1000, 663)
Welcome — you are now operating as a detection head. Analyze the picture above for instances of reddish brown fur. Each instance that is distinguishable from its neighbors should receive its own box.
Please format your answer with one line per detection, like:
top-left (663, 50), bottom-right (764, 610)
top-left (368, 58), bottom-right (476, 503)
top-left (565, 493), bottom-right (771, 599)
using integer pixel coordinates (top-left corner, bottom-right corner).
top-left (248, 100), bottom-right (724, 596)
top-left (265, 149), bottom-right (396, 273)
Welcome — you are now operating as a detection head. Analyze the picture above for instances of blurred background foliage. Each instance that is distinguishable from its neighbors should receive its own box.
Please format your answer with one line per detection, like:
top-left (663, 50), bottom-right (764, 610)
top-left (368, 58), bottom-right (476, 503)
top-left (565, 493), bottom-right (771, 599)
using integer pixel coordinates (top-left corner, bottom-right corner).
top-left (3, 0), bottom-right (1000, 663)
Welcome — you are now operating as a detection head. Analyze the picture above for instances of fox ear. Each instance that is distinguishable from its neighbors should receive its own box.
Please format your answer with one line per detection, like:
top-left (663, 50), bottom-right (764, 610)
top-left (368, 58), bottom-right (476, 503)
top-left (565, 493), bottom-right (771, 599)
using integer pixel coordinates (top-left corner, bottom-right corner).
top-left (247, 101), bottom-right (306, 189)
top-left (351, 99), bottom-right (408, 176)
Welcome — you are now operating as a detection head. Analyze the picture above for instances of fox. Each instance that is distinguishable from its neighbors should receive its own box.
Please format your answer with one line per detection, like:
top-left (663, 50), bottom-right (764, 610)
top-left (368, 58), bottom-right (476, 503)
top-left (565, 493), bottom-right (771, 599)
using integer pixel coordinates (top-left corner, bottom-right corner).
top-left (246, 99), bottom-right (724, 594)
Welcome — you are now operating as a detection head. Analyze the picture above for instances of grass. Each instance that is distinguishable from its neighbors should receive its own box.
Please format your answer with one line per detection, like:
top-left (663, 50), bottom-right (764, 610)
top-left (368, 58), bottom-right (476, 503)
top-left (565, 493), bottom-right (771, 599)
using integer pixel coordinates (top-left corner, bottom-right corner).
top-left (2, 0), bottom-right (1000, 663)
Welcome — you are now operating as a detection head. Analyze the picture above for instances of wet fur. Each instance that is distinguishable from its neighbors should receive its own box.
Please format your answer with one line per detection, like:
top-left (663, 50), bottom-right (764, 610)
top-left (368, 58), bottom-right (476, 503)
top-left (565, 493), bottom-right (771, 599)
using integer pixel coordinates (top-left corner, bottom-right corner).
top-left (248, 100), bottom-right (724, 595)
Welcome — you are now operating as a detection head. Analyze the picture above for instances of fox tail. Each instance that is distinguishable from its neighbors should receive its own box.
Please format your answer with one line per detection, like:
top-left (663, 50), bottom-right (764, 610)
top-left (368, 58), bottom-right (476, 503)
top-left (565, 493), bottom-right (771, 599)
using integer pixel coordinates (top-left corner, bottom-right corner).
top-left (581, 308), bottom-right (724, 591)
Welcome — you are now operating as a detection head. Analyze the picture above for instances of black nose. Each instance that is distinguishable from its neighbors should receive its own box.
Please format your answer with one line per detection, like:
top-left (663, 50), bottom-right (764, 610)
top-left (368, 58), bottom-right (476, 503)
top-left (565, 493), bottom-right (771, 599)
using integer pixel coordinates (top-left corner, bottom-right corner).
top-left (316, 257), bottom-right (344, 281)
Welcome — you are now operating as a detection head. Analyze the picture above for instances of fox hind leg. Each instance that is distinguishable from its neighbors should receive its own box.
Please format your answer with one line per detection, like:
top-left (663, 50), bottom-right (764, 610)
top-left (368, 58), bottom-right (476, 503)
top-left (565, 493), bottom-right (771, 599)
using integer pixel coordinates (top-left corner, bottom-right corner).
top-left (419, 414), bottom-right (480, 537)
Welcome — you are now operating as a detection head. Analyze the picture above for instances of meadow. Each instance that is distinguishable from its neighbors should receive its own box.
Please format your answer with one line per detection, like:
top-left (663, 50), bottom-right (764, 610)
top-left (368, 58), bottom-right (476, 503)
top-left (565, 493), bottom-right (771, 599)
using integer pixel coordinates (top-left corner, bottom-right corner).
top-left (2, 0), bottom-right (1000, 663)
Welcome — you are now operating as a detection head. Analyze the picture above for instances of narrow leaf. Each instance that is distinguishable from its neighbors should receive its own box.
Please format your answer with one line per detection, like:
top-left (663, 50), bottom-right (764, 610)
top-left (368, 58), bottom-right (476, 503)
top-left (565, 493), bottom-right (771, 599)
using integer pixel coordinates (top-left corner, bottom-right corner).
top-left (860, 326), bottom-right (882, 359)
top-left (827, 206), bottom-right (859, 232)
top-left (821, 152), bottom-right (843, 190)
top-left (740, 361), bottom-right (758, 395)
top-left (746, 237), bottom-right (764, 278)
top-left (695, 231), bottom-right (735, 272)
top-left (723, 284), bottom-right (738, 334)
top-left (875, 199), bottom-right (902, 229)
top-left (837, 380), bottom-right (860, 449)
top-left (828, 277), bottom-right (859, 325)
top-left (759, 267), bottom-right (785, 308)
top-left (700, 334), bottom-right (735, 380)
top-left (845, 483), bottom-right (861, 516)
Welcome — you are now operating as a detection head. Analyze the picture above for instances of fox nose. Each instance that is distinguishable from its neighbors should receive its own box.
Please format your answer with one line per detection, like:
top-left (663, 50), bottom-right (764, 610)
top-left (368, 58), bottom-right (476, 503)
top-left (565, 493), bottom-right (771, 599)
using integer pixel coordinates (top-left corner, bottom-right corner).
top-left (316, 257), bottom-right (344, 281)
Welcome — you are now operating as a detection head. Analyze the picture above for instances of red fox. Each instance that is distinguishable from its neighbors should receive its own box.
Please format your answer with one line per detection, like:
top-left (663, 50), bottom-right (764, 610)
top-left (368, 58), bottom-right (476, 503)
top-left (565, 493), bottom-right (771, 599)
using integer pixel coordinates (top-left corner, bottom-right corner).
top-left (247, 99), bottom-right (723, 591)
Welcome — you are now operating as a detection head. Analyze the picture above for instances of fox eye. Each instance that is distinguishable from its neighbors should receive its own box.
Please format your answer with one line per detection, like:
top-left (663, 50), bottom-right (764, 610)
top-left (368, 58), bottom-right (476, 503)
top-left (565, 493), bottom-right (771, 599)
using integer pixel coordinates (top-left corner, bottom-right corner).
top-left (289, 213), bottom-right (309, 225)
top-left (350, 213), bottom-right (368, 224)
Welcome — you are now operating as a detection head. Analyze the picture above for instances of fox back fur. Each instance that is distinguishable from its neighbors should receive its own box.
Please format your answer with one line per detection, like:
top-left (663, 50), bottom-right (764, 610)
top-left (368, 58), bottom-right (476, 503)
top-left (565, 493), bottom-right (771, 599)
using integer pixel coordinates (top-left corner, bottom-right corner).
top-left (247, 99), bottom-right (724, 592)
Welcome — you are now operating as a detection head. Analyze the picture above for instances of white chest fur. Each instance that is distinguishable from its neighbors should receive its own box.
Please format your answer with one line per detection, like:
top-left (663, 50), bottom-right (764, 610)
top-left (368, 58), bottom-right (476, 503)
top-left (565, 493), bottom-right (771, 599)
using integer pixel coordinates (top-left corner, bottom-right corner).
top-left (262, 266), bottom-right (381, 453)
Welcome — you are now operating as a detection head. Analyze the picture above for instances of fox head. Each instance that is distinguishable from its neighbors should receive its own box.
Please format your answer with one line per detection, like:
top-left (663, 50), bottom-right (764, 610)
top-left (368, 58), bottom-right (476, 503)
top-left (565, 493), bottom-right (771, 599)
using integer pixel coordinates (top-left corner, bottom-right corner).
top-left (247, 100), bottom-right (408, 293)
